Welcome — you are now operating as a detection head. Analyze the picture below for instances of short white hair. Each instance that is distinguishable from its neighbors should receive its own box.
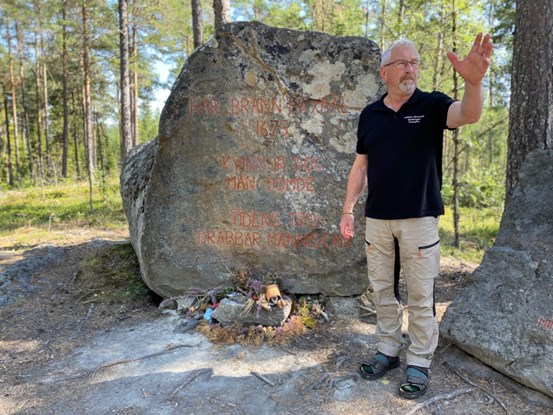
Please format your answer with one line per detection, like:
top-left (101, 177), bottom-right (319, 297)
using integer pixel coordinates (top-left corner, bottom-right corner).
top-left (381, 39), bottom-right (420, 67)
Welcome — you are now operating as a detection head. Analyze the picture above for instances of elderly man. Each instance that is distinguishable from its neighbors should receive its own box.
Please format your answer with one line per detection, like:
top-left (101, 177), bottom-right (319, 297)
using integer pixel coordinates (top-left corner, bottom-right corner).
top-left (339, 33), bottom-right (493, 398)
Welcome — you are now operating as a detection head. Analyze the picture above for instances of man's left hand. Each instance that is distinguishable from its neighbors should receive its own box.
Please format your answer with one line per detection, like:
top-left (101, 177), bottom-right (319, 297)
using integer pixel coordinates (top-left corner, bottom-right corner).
top-left (447, 33), bottom-right (493, 86)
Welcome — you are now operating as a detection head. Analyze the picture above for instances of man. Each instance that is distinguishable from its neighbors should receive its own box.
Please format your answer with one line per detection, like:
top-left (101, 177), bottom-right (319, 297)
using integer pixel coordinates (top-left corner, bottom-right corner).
top-left (339, 33), bottom-right (493, 399)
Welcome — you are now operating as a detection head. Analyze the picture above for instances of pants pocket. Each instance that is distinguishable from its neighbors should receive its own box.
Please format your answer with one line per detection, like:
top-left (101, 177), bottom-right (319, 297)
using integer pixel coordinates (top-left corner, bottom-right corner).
top-left (413, 239), bottom-right (440, 279)
top-left (417, 240), bottom-right (440, 259)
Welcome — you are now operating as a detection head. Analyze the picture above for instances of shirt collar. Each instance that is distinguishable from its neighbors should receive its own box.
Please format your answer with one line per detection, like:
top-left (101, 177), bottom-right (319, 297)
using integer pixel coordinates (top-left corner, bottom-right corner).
top-left (374, 88), bottom-right (423, 111)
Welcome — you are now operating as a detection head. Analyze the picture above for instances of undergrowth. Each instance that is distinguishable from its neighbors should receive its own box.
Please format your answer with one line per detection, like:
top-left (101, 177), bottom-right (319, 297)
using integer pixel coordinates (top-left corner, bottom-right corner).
top-left (196, 315), bottom-right (308, 347)
top-left (76, 242), bottom-right (155, 304)
top-left (440, 205), bottom-right (503, 263)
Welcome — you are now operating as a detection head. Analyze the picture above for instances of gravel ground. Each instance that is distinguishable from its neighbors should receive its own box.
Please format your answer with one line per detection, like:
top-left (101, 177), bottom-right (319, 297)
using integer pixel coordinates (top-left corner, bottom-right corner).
top-left (0, 235), bottom-right (551, 415)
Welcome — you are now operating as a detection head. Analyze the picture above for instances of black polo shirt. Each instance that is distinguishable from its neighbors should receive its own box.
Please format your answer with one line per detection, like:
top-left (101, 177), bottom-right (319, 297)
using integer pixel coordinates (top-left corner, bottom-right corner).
top-left (356, 88), bottom-right (455, 219)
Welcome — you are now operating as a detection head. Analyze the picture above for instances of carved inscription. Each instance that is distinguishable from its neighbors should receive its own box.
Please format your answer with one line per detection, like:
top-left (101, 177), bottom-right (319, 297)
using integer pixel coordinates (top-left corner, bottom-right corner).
top-left (190, 94), bottom-right (347, 139)
top-left (538, 316), bottom-right (553, 331)
top-left (220, 155), bottom-right (322, 193)
top-left (190, 93), bottom-right (347, 250)
top-left (197, 210), bottom-right (349, 250)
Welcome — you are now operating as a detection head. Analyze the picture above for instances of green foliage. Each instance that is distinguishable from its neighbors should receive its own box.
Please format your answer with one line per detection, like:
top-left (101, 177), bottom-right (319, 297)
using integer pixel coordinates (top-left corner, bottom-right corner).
top-left (1, 0), bottom-right (514, 190)
top-left (440, 205), bottom-right (502, 263)
top-left (297, 302), bottom-right (317, 329)
top-left (264, 2), bottom-right (308, 30)
top-left (442, 107), bottom-right (508, 209)
top-left (139, 105), bottom-right (160, 143)
top-left (443, 165), bottom-right (505, 208)
top-left (0, 176), bottom-right (126, 234)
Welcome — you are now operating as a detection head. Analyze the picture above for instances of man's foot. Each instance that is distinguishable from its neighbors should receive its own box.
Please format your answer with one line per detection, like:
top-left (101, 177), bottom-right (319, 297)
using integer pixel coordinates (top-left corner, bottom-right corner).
top-left (359, 352), bottom-right (400, 380)
top-left (399, 366), bottom-right (429, 399)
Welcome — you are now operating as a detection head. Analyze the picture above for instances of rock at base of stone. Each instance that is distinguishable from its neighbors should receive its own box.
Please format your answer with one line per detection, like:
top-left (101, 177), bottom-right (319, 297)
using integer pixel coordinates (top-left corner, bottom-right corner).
top-left (212, 296), bottom-right (292, 327)
top-left (324, 296), bottom-right (362, 319)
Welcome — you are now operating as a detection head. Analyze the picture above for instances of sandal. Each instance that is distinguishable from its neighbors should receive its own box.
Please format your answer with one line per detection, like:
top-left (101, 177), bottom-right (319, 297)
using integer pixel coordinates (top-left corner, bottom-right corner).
top-left (399, 366), bottom-right (429, 399)
top-left (359, 352), bottom-right (400, 380)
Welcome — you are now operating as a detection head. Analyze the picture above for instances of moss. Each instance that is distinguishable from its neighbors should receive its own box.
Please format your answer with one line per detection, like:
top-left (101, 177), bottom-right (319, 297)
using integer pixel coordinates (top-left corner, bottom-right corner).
top-left (77, 242), bottom-right (153, 304)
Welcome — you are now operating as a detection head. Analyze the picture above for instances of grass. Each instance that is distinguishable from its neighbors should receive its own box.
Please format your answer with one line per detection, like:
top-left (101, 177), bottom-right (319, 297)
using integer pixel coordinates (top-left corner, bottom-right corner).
top-left (0, 178), bottom-right (503, 264)
top-left (0, 177), bottom-right (126, 231)
top-left (440, 205), bottom-right (503, 263)
top-left (0, 176), bottom-right (128, 249)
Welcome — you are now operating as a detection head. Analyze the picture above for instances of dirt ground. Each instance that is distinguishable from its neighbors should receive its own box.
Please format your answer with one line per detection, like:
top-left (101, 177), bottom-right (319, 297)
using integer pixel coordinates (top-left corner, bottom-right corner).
top-left (1, 229), bottom-right (552, 415)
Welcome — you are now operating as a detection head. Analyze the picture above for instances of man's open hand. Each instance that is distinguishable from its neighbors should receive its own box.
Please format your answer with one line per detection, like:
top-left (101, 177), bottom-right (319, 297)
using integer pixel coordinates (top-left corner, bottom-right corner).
top-left (447, 32), bottom-right (493, 86)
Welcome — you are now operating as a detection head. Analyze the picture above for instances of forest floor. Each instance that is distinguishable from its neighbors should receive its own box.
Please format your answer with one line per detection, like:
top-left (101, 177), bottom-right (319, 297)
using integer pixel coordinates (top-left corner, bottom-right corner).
top-left (1, 227), bottom-right (552, 415)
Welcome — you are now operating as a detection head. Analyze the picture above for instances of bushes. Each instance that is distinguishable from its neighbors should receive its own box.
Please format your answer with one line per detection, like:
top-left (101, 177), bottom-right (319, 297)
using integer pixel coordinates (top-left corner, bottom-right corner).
top-left (442, 165), bottom-right (505, 209)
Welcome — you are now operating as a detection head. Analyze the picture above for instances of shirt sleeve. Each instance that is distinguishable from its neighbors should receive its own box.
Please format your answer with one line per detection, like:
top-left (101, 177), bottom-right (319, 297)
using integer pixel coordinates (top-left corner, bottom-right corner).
top-left (431, 91), bottom-right (456, 130)
top-left (355, 106), bottom-right (370, 154)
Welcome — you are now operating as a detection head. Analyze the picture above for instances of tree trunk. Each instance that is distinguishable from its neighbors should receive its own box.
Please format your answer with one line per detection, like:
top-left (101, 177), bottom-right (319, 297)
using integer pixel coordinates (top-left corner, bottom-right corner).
top-left (15, 23), bottom-right (33, 179)
top-left (34, 29), bottom-right (46, 191)
top-left (61, 1), bottom-right (70, 178)
top-left (451, 0), bottom-right (460, 248)
top-left (82, 0), bottom-right (95, 172)
top-left (505, 0), bottom-right (553, 200)
top-left (39, 13), bottom-right (52, 177)
top-left (42, 54), bottom-right (53, 180)
top-left (119, 0), bottom-right (133, 161)
top-left (82, 0), bottom-right (94, 213)
top-left (6, 25), bottom-right (20, 178)
top-left (96, 113), bottom-right (104, 176)
top-left (379, 0), bottom-right (386, 50)
top-left (312, 0), bottom-right (326, 32)
top-left (71, 90), bottom-right (81, 179)
top-left (3, 83), bottom-right (14, 187)
top-left (131, 18), bottom-right (139, 147)
top-left (213, 0), bottom-right (230, 33)
top-left (191, 0), bottom-right (203, 48)
top-left (396, 0), bottom-right (405, 38)
top-left (487, 2), bottom-right (494, 107)
top-left (432, 0), bottom-right (445, 91)
top-left (363, 0), bottom-right (369, 37)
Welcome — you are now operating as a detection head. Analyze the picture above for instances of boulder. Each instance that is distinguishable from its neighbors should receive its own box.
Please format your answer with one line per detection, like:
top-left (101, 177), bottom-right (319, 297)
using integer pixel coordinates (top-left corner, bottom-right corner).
top-left (121, 22), bottom-right (385, 298)
top-left (440, 149), bottom-right (553, 398)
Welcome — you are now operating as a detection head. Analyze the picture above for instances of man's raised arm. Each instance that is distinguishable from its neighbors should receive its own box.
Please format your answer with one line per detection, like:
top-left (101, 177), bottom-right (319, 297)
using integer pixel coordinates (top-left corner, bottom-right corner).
top-left (446, 32), bottom-right (493, 129)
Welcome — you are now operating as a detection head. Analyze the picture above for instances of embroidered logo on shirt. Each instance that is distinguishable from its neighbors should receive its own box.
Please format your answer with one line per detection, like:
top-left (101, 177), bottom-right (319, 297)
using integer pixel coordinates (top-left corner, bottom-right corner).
top-left (404, 115), bottom-right (425, 124)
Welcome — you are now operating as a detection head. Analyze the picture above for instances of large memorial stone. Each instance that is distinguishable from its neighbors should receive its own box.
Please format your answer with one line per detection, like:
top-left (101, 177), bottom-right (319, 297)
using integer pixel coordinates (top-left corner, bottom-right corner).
top-left (121, 21), bottom-right (385, 298)
top-left (440, 150), bottom-right (553, 398)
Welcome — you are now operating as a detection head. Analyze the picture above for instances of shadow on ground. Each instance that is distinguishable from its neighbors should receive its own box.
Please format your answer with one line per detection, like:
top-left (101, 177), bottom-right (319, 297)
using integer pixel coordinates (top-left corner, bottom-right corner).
top-left (0, 240), bottom-right (551, 415)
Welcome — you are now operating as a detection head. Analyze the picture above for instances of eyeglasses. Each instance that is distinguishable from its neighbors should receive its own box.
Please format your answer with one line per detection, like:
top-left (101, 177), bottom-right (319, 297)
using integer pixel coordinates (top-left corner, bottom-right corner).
top-left (383, 60), bottom-right (421, 70)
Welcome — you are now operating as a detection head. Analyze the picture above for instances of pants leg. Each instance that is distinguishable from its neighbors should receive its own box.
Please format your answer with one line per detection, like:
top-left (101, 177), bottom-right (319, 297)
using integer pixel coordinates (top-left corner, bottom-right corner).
top-left (365, 218), bottom-right (403, 358)
top-left (391, 217), bottom-right (440, 368)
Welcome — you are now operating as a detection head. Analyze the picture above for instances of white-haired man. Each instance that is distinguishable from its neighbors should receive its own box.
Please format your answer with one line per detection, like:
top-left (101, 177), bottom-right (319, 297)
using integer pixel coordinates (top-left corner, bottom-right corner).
top-left (340, 33), bottom-right (493, 399)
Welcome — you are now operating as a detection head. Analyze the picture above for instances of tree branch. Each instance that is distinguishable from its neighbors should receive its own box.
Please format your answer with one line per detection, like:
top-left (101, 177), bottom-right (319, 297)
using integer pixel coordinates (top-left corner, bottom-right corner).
top-left (405, 388), bottom-right (473, 415)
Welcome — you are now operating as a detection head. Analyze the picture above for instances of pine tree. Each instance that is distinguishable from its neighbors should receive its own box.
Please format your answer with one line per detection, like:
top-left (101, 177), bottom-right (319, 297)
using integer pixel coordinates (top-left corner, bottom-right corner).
top-left (505, 0), bottom-right (552, 200)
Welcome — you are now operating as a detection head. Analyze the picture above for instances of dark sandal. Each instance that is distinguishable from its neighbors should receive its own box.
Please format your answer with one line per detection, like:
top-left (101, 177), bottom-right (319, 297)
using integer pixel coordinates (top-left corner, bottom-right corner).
top-left (359, 352), bottom-right (400, 380)
top-left (399, 366), bottom-right (429, 399)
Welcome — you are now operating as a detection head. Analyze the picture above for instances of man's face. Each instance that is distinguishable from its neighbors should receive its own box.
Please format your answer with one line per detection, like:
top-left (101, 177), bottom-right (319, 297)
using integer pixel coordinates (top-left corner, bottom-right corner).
top-left (380, 46), bottom-right (420, 96)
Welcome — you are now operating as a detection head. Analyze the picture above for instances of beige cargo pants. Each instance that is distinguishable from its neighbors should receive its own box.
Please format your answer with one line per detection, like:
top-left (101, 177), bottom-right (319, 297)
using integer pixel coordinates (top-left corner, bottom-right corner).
top-left (365, 216), bottom-right (440, 368)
